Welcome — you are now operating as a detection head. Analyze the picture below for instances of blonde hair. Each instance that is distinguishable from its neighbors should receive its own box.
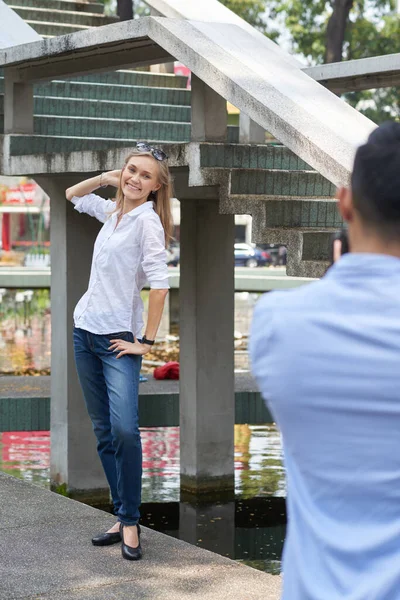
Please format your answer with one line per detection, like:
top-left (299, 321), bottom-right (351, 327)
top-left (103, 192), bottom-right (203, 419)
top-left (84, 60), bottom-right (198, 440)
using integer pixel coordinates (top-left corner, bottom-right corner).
top-left (113, 150), bottom-right (174, 246)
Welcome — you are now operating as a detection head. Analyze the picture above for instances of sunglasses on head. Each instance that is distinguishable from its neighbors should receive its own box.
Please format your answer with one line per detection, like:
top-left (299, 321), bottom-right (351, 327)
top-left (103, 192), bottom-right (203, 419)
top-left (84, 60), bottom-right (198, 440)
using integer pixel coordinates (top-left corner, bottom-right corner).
top-left (136, 142), bottom-right (168, 162)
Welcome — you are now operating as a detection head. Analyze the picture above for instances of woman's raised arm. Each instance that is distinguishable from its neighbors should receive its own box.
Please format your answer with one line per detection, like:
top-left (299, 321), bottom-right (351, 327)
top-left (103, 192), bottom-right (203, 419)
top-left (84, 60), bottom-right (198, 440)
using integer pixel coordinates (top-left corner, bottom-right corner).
top-left (65, 170), bottom-right (121, 201)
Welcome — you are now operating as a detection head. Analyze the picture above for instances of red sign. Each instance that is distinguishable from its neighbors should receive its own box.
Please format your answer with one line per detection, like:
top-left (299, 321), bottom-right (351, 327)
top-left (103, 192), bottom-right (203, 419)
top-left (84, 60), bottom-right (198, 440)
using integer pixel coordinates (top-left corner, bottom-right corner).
top-left (4, 183), bottom-right (37, 204)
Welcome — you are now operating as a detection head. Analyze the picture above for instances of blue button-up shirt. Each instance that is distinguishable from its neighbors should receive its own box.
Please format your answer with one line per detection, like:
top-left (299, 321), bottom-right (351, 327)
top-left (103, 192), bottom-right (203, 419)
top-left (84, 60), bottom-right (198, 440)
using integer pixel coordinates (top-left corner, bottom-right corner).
top-left (250, 253), bottom-right (400, 600)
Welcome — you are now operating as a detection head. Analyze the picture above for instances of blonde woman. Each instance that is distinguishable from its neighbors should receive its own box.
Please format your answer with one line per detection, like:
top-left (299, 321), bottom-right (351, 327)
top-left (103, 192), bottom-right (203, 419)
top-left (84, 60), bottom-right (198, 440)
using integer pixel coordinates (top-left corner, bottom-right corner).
top-left (66, 143), bottom-right (172, 561)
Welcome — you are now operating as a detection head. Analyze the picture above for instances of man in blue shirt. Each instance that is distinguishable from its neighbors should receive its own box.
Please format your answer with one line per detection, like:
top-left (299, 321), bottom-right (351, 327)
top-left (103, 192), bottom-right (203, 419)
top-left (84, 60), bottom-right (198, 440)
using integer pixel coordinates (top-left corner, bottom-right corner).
top-left (250, 122), bottom-right (400, 599)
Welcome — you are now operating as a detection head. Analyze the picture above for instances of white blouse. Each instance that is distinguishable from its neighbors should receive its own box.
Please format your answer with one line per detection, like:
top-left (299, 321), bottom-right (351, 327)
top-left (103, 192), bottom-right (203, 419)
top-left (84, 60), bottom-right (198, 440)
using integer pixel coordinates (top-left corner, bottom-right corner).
top-left (71, 193), bottom-right (169, 337)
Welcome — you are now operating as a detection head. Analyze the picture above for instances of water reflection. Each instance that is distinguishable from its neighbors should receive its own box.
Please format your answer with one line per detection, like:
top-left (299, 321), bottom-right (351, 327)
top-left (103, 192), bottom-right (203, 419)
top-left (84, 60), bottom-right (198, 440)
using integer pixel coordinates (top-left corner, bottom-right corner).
top-left (0, 425), bottom-right (286, 575)
top-left (139, 497), bottom-right (286, 576)
top-left (0, 425), bottom-right (285, 501)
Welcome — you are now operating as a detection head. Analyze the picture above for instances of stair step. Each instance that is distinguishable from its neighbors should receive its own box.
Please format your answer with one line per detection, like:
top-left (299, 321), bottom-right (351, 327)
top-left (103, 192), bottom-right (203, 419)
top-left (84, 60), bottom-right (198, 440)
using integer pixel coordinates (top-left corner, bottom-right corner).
top-left (25, 20), bottom-right (92, 36)
top-left (0, 94), bottom-right (190, 122)
top-left (3, 0), bottom-right (105, 14)
top-left (35, 97), bottom-right (190, 121)
top-left (33, 115), bottom-right (192, 141)
top-left (302, 231), bottom-right (339, 262)
top-left (0, 79), bottom-right (191, 105)
top-left (5, 126), bottom-right (239, 155)
top-left (74, 71), bottom-right (188, 89)
top-left (8, 135), bottom-right (145, 155)
top-left (230, 169), bottom-right (335, 197)
top-left (200, 143), bottom-right (313, 171)
top-left (10, 6), bottom-right (118, 26)
top-left (267, 199), bottom-right (341, 228)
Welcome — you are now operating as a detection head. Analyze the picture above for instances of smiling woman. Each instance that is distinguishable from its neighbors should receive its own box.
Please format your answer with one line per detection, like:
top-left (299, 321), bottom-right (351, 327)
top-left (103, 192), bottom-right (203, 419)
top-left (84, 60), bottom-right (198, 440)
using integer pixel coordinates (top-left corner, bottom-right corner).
top-left (64, 143), bottom-right (172, 561)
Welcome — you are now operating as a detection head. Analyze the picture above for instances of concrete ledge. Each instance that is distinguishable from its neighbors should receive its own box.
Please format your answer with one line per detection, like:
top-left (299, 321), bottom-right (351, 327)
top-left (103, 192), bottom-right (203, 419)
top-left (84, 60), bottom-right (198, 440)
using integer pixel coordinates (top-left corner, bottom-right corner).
top-left (0, 266), bottom-right (314, 290)
top-left (0, 471), bottom-right (281, 599)
top-left (304, 53), bottom-right (400, 93)
top-left (0, 375), bottom-right (274, 430)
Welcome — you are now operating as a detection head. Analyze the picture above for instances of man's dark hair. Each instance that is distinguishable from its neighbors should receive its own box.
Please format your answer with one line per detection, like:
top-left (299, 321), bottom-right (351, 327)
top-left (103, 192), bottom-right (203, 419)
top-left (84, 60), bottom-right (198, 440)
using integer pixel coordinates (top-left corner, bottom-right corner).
top-left (351, 121), bottom-right (400, 239)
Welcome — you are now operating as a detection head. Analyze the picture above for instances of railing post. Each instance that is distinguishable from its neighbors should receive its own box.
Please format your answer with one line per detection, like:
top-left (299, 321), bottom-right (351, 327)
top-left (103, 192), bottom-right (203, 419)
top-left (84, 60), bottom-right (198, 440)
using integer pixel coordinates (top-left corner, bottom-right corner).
top-left (239, 113), bottom-right (265, 144)
top-left (191, 74), bottom-right (228, 142)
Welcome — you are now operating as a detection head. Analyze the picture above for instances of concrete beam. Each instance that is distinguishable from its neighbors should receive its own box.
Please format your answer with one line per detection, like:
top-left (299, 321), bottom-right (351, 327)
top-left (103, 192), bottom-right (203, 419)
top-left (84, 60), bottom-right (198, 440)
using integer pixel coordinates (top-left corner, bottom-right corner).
top-left (0, 20), bottom-right (173, 82)
top-left (0, 17), bottom-right (375, 185)
top-left (143, 0), bottom-right (301, 68)
top-left (304, 53), bottom-right (400, 93)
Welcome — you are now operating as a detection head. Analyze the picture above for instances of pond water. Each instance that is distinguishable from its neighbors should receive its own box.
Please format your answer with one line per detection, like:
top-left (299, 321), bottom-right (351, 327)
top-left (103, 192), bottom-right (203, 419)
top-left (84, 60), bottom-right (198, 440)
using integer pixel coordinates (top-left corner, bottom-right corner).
top-left (0, 282), bottom-right (287, 575)
top-left (0, 424), bottom-right (287, 574)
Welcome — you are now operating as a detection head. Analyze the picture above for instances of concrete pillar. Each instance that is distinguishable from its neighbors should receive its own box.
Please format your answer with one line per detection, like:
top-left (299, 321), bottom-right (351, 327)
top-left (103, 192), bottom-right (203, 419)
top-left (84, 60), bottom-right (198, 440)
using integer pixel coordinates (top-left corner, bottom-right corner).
top-left (191, 75), bottom-right (228, 142)
top-left (4, 69), bottom-right (34, 134)
top-left (180, 199), bottom-right (235, 496)
top-left (179, 501), bottom-right (235, 558)
top-left (36, 176), bottom-right (109, 505)
top-left (239, 113), bottom-right (265, 144)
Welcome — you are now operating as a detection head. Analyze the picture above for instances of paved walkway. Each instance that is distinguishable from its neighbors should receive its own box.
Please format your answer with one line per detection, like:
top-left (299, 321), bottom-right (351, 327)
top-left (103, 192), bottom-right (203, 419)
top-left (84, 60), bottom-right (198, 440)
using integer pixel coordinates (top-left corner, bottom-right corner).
top-left (0, 373), bottom-right (260, 398)
top-left (0, 472), bottom-right (281, 600)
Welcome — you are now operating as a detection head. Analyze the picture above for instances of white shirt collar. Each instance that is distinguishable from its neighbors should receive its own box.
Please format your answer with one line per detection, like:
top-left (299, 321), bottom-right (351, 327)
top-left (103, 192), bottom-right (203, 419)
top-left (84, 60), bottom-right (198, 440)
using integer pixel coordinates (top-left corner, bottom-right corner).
top-left (126, 200), bottom-right (155, 218)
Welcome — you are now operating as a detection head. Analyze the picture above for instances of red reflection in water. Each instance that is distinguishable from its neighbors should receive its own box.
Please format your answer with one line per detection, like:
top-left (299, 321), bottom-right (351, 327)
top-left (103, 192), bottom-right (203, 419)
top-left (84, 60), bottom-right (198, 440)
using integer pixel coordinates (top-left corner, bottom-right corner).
top-left (1, 431), bottom-right (50, 468)
top-left (0, 428), bottom-right (181, 475)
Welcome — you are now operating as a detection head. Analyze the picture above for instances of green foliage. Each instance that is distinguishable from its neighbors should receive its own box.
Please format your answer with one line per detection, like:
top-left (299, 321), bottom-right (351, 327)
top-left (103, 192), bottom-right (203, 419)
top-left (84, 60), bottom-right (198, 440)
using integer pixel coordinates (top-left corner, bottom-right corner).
top-left (218, 0), bottom-right (280, 39)
top-left (277, 0), bottom-right (400, 123)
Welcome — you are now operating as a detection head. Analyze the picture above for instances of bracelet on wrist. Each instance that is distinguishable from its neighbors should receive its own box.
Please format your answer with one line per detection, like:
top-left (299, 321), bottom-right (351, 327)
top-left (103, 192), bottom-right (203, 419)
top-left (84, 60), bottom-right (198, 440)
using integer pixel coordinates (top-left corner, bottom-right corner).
top-left (141, 336), bottom-right (155, 346)
top-left (99, 173), bottom-right (107, 188)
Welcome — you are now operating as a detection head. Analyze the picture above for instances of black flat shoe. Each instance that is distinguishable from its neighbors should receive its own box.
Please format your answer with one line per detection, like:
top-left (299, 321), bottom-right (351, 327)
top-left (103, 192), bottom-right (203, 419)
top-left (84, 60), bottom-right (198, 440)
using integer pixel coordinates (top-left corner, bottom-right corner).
top-left (121, 523), bottom-right (142, 561)
top-left (91, 529), bottom-right (122, 546)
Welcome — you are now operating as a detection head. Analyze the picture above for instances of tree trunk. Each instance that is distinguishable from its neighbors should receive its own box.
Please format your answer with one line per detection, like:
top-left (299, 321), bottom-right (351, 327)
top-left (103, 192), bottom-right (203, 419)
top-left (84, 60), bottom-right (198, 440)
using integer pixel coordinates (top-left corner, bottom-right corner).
top-left (117, 0), bottom-right (133, 21)
top-left (325, 0), bottom-right (354, 63)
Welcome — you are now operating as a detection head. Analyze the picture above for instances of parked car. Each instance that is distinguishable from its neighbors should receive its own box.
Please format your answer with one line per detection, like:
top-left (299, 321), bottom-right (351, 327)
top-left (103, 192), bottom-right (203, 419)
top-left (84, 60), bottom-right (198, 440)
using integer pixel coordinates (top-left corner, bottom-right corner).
top-left (258, 243), bottom-right (287, 266)
top-left (234, 243), bottom-right (271, 268)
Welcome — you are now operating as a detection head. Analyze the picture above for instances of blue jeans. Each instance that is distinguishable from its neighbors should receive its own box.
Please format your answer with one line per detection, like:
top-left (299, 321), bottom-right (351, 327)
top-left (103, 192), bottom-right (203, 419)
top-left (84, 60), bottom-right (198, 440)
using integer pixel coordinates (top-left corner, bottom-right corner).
top-left (73, 327), bottom-right (142, 525)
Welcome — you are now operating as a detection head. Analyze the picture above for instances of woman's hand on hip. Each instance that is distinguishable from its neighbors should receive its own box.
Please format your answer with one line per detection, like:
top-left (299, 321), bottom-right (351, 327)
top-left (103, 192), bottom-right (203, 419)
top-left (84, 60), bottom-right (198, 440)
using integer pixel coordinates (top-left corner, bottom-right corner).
top-left (108, 337), bottom-right (152, 358)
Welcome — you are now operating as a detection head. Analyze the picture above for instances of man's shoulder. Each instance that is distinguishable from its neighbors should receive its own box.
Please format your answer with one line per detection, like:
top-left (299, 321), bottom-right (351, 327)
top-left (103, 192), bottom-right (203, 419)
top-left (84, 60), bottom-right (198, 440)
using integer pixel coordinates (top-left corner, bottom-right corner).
top-left (255, 277), bottom-right (327, 315)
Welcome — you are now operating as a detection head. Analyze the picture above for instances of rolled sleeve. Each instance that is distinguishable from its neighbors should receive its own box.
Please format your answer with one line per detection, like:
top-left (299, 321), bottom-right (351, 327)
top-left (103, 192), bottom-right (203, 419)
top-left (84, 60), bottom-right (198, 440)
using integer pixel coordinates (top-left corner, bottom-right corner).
top-left (71, 193), bottom-right (116, 223)
top-left (140, 217), bottom-right (170, 289)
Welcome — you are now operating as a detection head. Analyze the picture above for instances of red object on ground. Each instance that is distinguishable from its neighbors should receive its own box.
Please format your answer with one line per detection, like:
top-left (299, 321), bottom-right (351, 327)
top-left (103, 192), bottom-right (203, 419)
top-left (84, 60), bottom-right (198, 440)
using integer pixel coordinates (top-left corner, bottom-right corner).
top-left (153, 361), bottom-right (180, 380)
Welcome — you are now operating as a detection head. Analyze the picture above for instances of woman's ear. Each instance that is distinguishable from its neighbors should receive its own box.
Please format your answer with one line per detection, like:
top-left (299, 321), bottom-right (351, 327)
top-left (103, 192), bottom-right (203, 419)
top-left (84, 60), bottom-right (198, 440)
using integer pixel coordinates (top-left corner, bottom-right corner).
top-left (152, 183), bottom-right (161, 193)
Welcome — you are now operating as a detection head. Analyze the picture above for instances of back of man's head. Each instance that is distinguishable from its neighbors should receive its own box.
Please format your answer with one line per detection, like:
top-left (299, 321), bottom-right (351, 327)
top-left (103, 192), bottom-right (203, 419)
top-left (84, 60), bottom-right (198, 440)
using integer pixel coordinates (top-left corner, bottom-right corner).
top-left (352, 121), bottom-right (400, 239)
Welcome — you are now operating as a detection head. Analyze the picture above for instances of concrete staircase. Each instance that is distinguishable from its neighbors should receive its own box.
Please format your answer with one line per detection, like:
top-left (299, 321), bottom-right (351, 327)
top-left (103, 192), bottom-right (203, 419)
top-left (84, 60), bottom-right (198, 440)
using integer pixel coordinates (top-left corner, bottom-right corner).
top-left (3, 0), bottom-right (119, 37)
top-left (0, 0), bottom-right (345, 277)
top-left (193, 143), bottom-right (340, 277)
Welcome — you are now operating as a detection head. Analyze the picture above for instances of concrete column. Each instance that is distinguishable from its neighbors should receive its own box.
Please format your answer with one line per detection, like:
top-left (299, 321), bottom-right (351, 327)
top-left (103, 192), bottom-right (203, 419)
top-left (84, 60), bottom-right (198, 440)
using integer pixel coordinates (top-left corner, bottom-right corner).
top-left (4, 69), bottom-right (34, 134)
top-left (179, 501), bottom-right (235, 558)
top-left (36, 176), bottom-right (109, 505)
top-left (239, 113), bottom-right (265, 144)
top-left (180, 199), bottom-right (235, 496)
top-left (191, 75), bottom-right (228, 142)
